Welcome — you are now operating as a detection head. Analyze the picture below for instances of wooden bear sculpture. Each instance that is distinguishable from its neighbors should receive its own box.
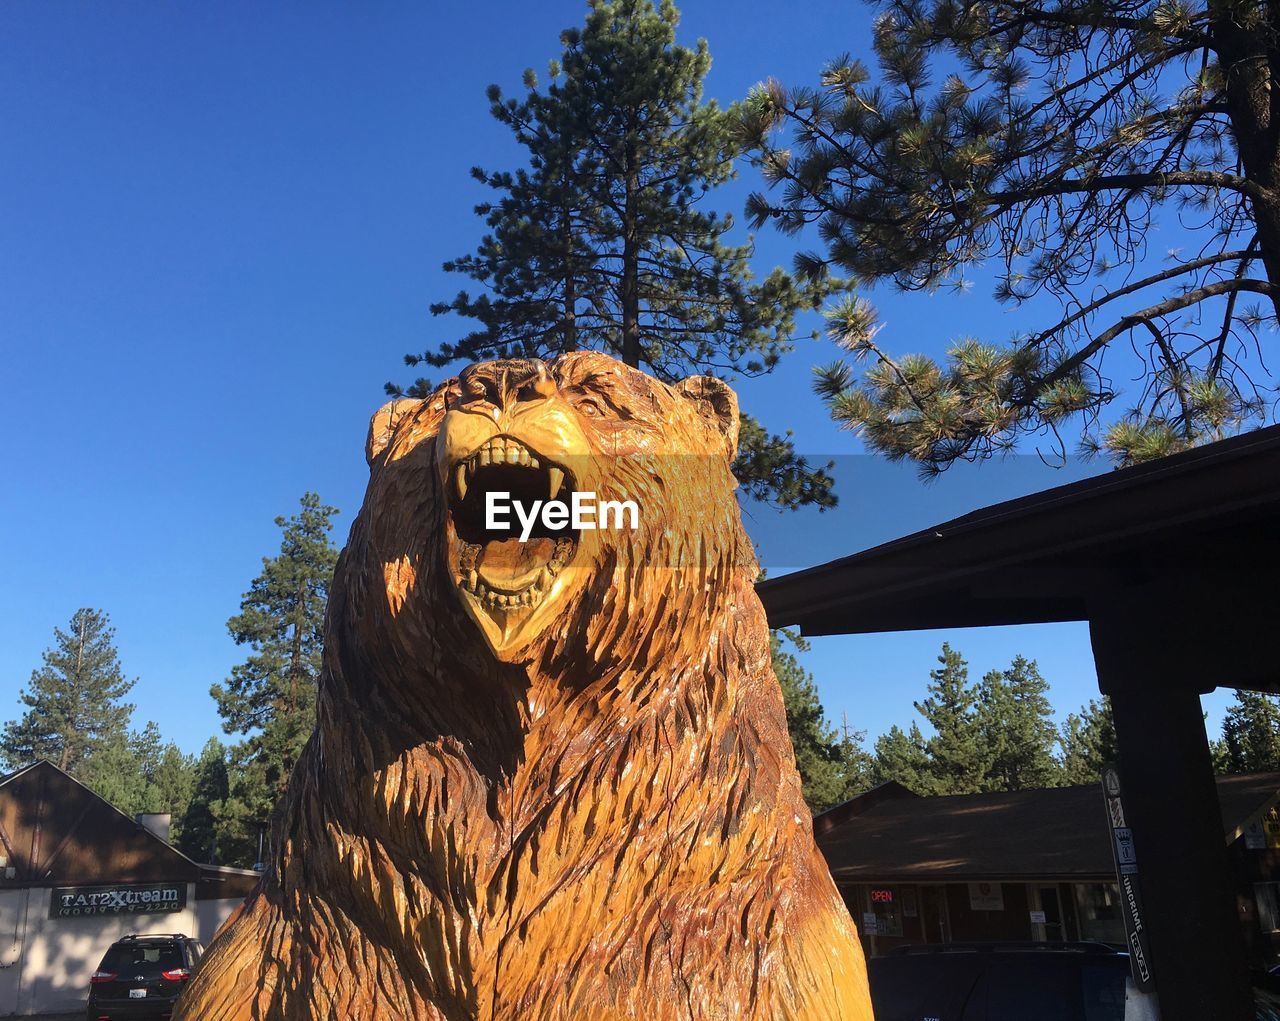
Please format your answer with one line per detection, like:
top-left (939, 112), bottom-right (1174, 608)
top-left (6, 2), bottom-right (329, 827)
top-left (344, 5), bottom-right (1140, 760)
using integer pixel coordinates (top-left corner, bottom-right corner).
top-left (176, 352), bottom-right (872, 1021)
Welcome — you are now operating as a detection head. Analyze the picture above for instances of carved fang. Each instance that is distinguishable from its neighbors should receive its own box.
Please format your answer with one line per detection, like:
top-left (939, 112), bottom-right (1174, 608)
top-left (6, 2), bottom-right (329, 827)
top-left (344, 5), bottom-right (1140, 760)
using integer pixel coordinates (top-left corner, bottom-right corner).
top-left (548, 467), bottom-right (564, 501)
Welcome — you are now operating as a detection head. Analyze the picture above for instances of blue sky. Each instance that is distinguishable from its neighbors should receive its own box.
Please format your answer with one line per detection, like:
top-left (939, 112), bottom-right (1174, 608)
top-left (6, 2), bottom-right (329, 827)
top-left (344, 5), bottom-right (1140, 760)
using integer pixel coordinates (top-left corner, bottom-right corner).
top-left (0, 1), bottom-right (1233, 757)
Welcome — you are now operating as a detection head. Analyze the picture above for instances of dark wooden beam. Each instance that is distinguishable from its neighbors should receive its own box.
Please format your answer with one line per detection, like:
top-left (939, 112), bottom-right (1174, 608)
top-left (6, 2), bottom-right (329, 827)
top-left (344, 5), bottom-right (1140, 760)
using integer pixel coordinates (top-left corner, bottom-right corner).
top-left (1092, 610), bottom-right (1253, 1021)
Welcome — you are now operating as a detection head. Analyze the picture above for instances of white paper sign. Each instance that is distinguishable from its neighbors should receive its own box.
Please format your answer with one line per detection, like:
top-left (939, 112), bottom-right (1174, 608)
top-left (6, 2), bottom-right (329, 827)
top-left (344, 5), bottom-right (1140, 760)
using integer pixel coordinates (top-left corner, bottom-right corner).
top-left (968, 882), bottom-right (1005, 911)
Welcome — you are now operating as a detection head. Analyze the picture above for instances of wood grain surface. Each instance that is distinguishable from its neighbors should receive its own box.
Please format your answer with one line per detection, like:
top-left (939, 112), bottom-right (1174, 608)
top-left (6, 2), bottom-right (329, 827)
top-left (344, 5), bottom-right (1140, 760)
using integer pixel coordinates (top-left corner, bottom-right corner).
top-left (174, 352), bottom-right (872, 1021)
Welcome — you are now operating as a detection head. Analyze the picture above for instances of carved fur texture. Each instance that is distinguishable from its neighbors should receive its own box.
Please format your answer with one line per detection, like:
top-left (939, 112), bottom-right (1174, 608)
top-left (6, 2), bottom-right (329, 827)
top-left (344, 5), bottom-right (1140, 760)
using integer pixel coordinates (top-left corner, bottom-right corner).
top-left (176, 352), bottom-right (872, 1021)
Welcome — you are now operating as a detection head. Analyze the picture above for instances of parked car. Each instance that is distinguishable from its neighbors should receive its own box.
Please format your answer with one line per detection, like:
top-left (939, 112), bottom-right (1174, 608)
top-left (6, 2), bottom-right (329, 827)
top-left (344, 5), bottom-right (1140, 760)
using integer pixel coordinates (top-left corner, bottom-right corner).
top-left (869, 942), bottom-right (1280, 1021)
top-left (867, 942), bottom-right (1158, 1021)
top-left (86, 933), bottom-right (204, 1020)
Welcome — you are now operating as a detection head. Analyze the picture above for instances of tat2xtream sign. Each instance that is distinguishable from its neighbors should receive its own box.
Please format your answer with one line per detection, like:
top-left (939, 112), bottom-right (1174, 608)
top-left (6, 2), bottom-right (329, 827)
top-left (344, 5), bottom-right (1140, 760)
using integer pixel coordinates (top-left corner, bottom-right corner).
top-left (49, 883), bottom-right (186, 919)
top-left (1102, 765), bottom-right (1155, 992)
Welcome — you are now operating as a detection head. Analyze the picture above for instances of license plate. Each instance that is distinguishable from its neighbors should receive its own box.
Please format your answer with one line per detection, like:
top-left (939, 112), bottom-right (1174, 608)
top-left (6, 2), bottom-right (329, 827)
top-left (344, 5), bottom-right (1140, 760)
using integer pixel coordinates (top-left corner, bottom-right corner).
top-left (129, 988), bottom-right (146, 998)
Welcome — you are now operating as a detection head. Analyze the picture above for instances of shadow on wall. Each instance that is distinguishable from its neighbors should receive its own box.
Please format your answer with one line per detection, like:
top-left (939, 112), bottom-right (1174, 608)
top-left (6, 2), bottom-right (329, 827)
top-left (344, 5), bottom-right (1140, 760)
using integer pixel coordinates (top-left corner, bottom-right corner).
top-left (0, 886), bottom-right (199, 1016)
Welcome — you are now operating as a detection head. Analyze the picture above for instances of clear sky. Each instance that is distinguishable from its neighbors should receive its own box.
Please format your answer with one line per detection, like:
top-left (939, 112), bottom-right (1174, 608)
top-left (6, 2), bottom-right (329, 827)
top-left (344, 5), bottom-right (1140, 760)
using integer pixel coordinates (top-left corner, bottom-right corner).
top-left (0, 1), bottom-right (1231, 757)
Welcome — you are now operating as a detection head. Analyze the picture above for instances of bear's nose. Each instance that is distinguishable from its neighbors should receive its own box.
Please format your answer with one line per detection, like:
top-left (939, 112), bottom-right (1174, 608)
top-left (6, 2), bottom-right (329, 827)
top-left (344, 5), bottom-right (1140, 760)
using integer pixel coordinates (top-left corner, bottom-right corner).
top-left (458, 359), bottom-right (556, 411)
top-left (513, 361), bottom-right (557, 403)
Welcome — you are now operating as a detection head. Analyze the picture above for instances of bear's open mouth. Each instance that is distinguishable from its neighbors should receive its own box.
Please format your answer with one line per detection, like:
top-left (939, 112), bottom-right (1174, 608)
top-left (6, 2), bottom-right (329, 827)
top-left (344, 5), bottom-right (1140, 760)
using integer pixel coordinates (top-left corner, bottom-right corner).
top-left (445, 435), bottom-right (579, 614)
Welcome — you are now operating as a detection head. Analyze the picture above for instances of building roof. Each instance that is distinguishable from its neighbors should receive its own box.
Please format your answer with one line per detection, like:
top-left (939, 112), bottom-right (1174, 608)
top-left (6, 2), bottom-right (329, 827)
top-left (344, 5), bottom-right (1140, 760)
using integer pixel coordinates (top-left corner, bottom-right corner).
top-left (0, 760), bottom-right (258, 895)
top-left (757, 423), bottom-right (1280, 641)
top-left (815, 773), bottom-right (1280, 883)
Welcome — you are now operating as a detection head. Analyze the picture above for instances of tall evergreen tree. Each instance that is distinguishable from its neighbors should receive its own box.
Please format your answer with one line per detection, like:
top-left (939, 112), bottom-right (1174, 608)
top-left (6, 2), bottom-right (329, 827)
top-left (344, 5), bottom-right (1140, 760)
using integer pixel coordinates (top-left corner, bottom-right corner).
top-left (76, 729), bottom-right (149, 813)
top-left (771, 630), bottom-right (853, 812)
top-left (393, 0), bottom-right (840, 511)
top-left (177, 738), bottom-right (230, 864)
top-left (210, 493), bottom-right (338, 865)
top-left (77, 724), bottom-right (196, 823)
top-left (1059, 697), bottom-right (1119, 785)
top-left (0, 608), bottom-right (135, 772)
top-left (975, 656), bottom-right (1062, 791)
top-left (915, 643), bottom-right (986, 794)
top-left (148, 743), bottom-right (198, 832)
top-left (871, 723), bottom-right (932, 793)
top-left (742, 0), bottom-right (1280, 468)
top-left (1218, 691), bottom-right (1280, 773)
top-left (836, 714), bottom-right (875, 801)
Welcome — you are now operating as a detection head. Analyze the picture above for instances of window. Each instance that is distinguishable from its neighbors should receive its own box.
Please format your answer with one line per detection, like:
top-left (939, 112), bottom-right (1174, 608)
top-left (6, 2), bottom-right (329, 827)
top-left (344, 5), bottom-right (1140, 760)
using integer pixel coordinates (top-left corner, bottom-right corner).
top-left (1256, 883), bottom-right (1280, 933)
top-left (1081, 962), bottom-right (1128, 1021)
top-left (979, 959), bottom-right (1078, 1021)
top-left (867, 955), bottom-right (982, 1021)
top-left (1074, 883), bottom-right (1126, 945)
top-left (868, 886), bottom-right (904, 937)
top-left (101, 942), bottom-right (183, 971)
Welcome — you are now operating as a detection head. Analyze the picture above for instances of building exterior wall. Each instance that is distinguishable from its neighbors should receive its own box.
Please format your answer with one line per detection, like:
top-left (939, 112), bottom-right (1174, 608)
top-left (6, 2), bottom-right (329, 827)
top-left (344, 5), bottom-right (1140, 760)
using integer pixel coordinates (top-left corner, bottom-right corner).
top-left (0, 762), bottom-right (260, 1016)
top-left (0, 884), bottom-right (200, 1016)
top-left (195, 896), bottom-right (244, 946)
top-left (841, 880), bottom-right (1118, 958)
top-left (1223, 829), bottom-right (1280, 967)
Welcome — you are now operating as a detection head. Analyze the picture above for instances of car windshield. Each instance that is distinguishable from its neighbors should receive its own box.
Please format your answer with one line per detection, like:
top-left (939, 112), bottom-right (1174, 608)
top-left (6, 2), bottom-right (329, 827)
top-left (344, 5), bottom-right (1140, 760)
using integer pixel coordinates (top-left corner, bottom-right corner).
top-left (99, 942), bottom-right (183, 973)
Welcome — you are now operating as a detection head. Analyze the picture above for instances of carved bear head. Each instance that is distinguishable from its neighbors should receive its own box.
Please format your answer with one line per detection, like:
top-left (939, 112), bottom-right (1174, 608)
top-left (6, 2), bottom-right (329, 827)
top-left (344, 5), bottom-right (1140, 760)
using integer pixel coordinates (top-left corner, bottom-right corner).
top-left (358, 351), bottom-right (751, 668)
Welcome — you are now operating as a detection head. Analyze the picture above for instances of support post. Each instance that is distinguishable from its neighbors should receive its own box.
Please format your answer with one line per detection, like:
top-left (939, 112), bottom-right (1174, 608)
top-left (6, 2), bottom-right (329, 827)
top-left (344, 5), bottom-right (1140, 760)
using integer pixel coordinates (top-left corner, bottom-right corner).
top-left (1091, 613), bottom-right (1253, 1021)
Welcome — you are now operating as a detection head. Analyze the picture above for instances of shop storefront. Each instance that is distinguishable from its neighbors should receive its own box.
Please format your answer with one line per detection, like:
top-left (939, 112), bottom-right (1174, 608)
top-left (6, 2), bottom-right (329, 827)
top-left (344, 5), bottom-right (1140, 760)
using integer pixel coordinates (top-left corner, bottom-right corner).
top-left (814, 773), bottom-right (1280, 966)
top-left (0, 760), bottom-right (258, 1016)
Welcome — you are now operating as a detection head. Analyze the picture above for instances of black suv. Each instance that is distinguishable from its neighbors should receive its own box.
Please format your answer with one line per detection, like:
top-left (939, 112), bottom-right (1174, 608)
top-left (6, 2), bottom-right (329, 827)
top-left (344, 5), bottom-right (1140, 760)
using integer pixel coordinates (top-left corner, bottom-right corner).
top-left (868, 942), bottom-right (1158, 1021)
top-left (86, 933), bottom-right (204, 1020)
top-left (869, 941), bottom-right (1280, 1021)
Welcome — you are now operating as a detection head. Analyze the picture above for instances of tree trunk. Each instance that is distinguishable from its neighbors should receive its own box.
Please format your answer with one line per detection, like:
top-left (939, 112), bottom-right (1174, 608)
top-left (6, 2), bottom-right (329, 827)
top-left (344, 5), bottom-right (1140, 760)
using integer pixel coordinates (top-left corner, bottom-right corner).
top-left (620, 130), bottom-right (641, 367)
top-left (1214, 14), bottom-right (1280, 315)
top-left (563, 196), bottom-right (577, 351)
top-left (288, 581), bottom-right (304, 717)
top-left (62, 615), bottom-right (88, 772)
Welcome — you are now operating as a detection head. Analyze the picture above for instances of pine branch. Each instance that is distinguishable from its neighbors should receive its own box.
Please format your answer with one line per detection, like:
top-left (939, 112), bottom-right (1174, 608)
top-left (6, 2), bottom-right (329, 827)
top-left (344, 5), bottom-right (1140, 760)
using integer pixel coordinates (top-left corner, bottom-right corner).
top-left (1038, 277), bottom-right (1280, 386)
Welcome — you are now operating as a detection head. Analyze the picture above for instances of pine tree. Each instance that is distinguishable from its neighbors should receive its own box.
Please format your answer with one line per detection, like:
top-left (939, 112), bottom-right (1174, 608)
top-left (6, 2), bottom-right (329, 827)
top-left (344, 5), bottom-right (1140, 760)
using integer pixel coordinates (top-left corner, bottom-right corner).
top-left (177, 738), bottom-right (230, 864)
top-left (148, 743), bottom-right (197, 830)
top-left (0, 608), bottom-right (135, 772)
top-left (836, 713), bottom-right (875, 800)
top-left (210, 493), bottom-right (338, 864)
top-left (741, 0), bottom-right (1280, 469)
top-left (76, 730), bottom-right (149, 813)
top-left (976, 656), bottom-right (1062, 792)
top-left (77, 723), bottom-right (197, 823)
top-left (1219, 691), bottom-right (1280, 773)
top-left (872, 723), bottom-right (932, 794)
top-left (771, 630), bottom-right (851, 812)
top-left (393, 0), bottom-right (840, 511)
top-left (1060, 697), bottom-right (1119, 785)
top-left (915, 643), bottom-right (986, 794)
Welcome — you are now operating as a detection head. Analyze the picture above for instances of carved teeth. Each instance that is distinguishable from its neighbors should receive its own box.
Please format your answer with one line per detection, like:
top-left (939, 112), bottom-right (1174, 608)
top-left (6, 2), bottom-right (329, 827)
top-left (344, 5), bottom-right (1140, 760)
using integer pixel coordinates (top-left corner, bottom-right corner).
top-left (460, 567), bottom-right (557, 612)
top-left (455, 440), bottom-right (572, 514)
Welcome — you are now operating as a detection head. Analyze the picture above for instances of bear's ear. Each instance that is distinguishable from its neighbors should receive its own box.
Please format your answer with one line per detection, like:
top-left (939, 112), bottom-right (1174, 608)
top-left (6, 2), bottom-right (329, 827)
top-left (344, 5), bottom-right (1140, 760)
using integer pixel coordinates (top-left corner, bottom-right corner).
top-left (366, 399), bottom-right (423, 467)
top-left (676, 375), bottom-right (740, 460)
